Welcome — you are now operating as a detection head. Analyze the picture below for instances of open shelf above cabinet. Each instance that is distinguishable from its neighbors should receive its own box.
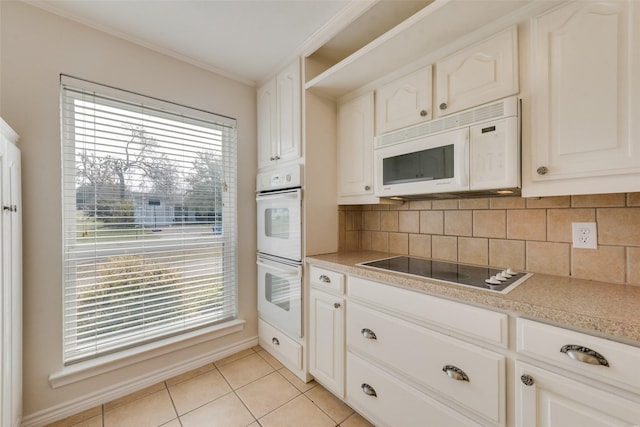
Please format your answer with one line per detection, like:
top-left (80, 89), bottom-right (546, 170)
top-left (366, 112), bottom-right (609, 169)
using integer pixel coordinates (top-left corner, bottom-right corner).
top-left (305, 0), bottom-right (548, 99)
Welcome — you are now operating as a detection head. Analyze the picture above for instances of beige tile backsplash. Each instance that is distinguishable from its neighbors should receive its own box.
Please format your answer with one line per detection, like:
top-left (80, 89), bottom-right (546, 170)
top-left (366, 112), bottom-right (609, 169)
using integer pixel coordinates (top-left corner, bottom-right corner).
top-left (338, 193), bottom-right (640, 286)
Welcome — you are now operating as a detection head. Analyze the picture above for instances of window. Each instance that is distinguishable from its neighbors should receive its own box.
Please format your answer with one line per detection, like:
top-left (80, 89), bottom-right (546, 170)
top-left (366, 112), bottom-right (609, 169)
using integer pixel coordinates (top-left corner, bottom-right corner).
top-left (60, 76), bottom-right (237, 364)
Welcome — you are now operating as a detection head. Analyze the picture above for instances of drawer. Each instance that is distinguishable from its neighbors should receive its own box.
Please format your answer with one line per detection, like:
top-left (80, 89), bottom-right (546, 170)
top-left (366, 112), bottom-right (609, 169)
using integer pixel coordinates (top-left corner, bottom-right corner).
top-left (517, 318), bottom-right (640, 394)
top-left (348, 276), bottom-right (508, 347)
top-left (346, 352), bottom-right (480, 427)
top-left (309, 266), bottom-right (344, 294)
top-left (258, 318), bottom-right (302, 371)
top-left (348, 302), bottom-right (505, 425)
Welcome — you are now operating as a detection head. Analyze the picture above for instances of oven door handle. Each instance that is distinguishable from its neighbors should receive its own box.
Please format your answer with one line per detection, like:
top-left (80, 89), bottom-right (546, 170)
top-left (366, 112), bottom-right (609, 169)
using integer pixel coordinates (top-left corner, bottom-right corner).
top-left (256, 188), bottom-right (302, 202)
top-left (257, 259), bottom-right (302, 277)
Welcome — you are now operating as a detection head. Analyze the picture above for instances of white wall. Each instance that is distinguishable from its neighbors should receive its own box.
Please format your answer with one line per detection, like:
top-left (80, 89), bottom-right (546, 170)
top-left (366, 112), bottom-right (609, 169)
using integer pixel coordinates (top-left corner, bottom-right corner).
top-left (0, 1), bottom-right (257, 421)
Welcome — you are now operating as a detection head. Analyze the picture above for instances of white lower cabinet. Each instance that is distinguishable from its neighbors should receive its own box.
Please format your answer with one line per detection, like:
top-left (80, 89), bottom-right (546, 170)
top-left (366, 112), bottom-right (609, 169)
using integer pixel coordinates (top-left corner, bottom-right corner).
top-left (348, 302), bottom-right (505, 424)
top-left (343, 275), bottom-right (506, 426)
top-left (307, 267), bottom-right (640, 427)
top-left (515, 319), bottom-right (640, 427)
top-left (515, 362), bottom-right (640, 427)
top-left (347, 352), bottom-right (480, 427)
top-left (308, 288), bottom-right (345, 397)
top-left (308, 267), bottom-right (346, 398)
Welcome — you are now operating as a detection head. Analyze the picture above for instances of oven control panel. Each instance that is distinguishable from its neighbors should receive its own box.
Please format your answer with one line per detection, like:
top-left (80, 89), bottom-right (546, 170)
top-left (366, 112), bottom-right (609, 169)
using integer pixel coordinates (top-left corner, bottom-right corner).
top-left (257, 164), bottom-right (302, 192)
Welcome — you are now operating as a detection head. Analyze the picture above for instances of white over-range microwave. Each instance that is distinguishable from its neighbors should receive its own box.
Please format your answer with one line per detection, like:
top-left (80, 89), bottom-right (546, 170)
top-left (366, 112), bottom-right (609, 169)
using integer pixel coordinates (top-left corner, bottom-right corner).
top-left (374, 96), bottom-right (521, 199)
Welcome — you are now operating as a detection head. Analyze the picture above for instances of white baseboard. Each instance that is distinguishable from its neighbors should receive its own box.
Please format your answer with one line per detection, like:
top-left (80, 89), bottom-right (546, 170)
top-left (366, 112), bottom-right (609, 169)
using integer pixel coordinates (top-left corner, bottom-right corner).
top-left (21, 336), bottom-right (259, 427)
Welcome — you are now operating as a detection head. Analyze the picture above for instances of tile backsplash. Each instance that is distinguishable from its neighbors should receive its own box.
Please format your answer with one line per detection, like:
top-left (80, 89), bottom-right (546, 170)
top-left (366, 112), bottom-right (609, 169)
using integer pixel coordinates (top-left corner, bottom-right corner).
top-left (338, 193), bottom-right (640, 286)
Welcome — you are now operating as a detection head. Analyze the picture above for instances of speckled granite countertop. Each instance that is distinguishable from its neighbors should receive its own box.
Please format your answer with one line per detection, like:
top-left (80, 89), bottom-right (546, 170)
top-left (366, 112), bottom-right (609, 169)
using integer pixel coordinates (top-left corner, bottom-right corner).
top-left (306, 250), bottom-right (640, 346)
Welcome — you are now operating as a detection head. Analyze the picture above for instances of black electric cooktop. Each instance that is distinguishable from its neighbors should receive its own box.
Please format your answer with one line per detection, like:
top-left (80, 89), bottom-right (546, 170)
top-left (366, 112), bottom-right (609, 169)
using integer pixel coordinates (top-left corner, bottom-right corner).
top-left (359, 256), bottom-right (532, 293)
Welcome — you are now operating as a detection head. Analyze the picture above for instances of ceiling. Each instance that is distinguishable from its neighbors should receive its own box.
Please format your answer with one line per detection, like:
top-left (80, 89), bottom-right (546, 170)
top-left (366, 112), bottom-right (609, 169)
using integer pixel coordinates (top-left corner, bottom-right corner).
top-left (29, 0), bottom-right (358, 85)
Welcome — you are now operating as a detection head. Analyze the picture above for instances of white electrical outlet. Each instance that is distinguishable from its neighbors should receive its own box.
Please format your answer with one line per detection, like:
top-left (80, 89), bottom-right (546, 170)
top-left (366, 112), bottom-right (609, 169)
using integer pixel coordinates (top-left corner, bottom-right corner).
top-left (572, 222), bottom-right (598, 249)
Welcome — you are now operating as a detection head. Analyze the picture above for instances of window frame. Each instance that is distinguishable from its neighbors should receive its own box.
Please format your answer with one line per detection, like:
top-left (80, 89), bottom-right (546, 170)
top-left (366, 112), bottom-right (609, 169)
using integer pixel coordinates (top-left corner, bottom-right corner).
top-left (59, 75), bottom-right (239, 366)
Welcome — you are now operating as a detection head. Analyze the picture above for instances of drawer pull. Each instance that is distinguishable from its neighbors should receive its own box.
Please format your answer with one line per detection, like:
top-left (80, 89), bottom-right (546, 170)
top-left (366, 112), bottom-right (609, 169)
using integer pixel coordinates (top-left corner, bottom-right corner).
top-left (361, 328), bottom-right (377, 340)
top-left (319, 274), bottom-right (331, 283)
top-left (560, 345), bottom-right (609, 367)
top-left (442, 365), bottom-right (469, 382)
top-left (361, 383), bottom-right (377, 397)
top-left (333, 302), bottom-right (341, 309)
top-left (272, 337), bottom-right (280, 346)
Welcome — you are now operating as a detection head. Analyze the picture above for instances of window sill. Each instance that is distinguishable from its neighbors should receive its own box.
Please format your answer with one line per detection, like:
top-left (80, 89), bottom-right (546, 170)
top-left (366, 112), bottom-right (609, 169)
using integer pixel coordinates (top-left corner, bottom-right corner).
top-left (49, 319), bottom-right (245, 389)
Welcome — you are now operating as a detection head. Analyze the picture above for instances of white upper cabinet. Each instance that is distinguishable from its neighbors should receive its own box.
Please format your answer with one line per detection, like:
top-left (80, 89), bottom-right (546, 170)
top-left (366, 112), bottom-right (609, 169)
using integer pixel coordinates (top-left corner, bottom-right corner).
top-left (435, 26), bottom-right (519, 117)
top-left (257, 59), bottom-right (301, 170)
top-left (523, 0), bottom-right (640, 197)
top-left (257, 78), bottom-right (277, 170)
top-left (375, 65), bottom-right (433, 135)
top-left (337, 92), bottom-right (376, 203)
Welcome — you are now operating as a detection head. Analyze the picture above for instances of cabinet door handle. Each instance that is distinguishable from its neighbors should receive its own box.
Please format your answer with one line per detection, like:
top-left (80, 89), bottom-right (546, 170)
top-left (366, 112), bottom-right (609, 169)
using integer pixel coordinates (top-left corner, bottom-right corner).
top-left (361, 328), bottom-right (377, 340)
top-left (520, 374), bottom-right (535, 386)
top-left (442, 365), bottom-right (469, 382)
top-left (560, 345), bottom-right (609, 367)
top-left (319, 274), bottom-right (331, 283)
top-left (536, 166), bottom-right (549, 175)
top-left (361, 383), bottom-right (377, 397)
top-left (272, 337), bottom-right (280, 346)
top-left (333, 302), bottom-right (341, 309)
top-left (364, 185), bottom-right (371, 191)
top-left (3, 205), bottom-right (17, 212)
top-left (439, 102), bottom-right (448, 110)
top-left (419, 109), bottom-right (428, 117)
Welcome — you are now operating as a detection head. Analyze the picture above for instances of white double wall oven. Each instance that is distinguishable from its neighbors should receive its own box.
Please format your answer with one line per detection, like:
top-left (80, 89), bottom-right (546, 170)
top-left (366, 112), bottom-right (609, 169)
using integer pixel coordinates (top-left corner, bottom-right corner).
top-left (256, 165), bottom-right (303, 339)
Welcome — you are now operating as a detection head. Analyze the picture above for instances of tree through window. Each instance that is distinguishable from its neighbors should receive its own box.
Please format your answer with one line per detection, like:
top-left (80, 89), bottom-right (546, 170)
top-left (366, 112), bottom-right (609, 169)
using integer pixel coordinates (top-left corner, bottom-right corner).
top-left (61, 76), bottom-right (238, 364)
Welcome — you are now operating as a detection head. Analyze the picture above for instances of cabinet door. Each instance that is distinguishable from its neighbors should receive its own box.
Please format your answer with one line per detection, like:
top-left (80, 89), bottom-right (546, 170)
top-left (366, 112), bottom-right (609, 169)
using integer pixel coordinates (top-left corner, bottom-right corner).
top-left (435, 26), bottom-right (518, 117)
top-left (276, 60), bottom-right (301, 164)
top-left (309, 289), bottom-right (345, 397)
top-left (257, 78), bottom-right (277, 170)
top-left (516, 362), bottom-right (640, 427)
top-left (526, 1), bottom-right (640, 196)
top-left (376, 65), bottom-right (432, 134)
top-left (1, 131), bottom-right (22, 427)
top-left (337, 92), bottom-right (374, 199)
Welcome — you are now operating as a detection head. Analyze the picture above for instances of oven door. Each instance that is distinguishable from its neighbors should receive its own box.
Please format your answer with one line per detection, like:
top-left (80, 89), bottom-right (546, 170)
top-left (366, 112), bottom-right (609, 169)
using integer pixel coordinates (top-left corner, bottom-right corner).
top-left (256, 188), bottom-right (302, 262)
top-left (257, 255), bottom-right (302, 338)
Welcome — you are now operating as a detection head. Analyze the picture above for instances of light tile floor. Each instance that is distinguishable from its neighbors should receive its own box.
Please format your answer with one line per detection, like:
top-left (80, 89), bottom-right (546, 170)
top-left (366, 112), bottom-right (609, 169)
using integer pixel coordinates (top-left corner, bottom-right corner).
top-left (46, 346), bottom-right (374, 427)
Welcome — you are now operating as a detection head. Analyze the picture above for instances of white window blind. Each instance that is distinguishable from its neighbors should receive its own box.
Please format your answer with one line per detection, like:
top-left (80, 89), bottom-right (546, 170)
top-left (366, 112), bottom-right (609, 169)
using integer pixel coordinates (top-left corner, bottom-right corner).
top-left (60, 75), bottom-right (237, 364)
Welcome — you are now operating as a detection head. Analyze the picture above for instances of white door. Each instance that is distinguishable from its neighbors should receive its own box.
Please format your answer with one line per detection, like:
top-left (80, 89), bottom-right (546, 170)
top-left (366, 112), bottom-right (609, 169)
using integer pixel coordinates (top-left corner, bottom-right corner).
top-left (309, 289), bottom-right (344, 397)
top-left (256, 256), bottom-right (302, 338)
top-left (257, 77), bottom-right (277, 170)
top-left (515, 362), bottom-right (640, 427)
top-left (275, 59), bottom-right (301, 164)
top-left (375, 65), bottom-right (432, 134)
top-left (528, 1), bottom-right (640, 191)
top-left (256, 189), bottom-right (302, 261)
top-left (1, 128), bottom-right (22, 427)
top-left (435, 26), bottom-right (518, 117)
top-left (337, 92), bottom-right (374, 199)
